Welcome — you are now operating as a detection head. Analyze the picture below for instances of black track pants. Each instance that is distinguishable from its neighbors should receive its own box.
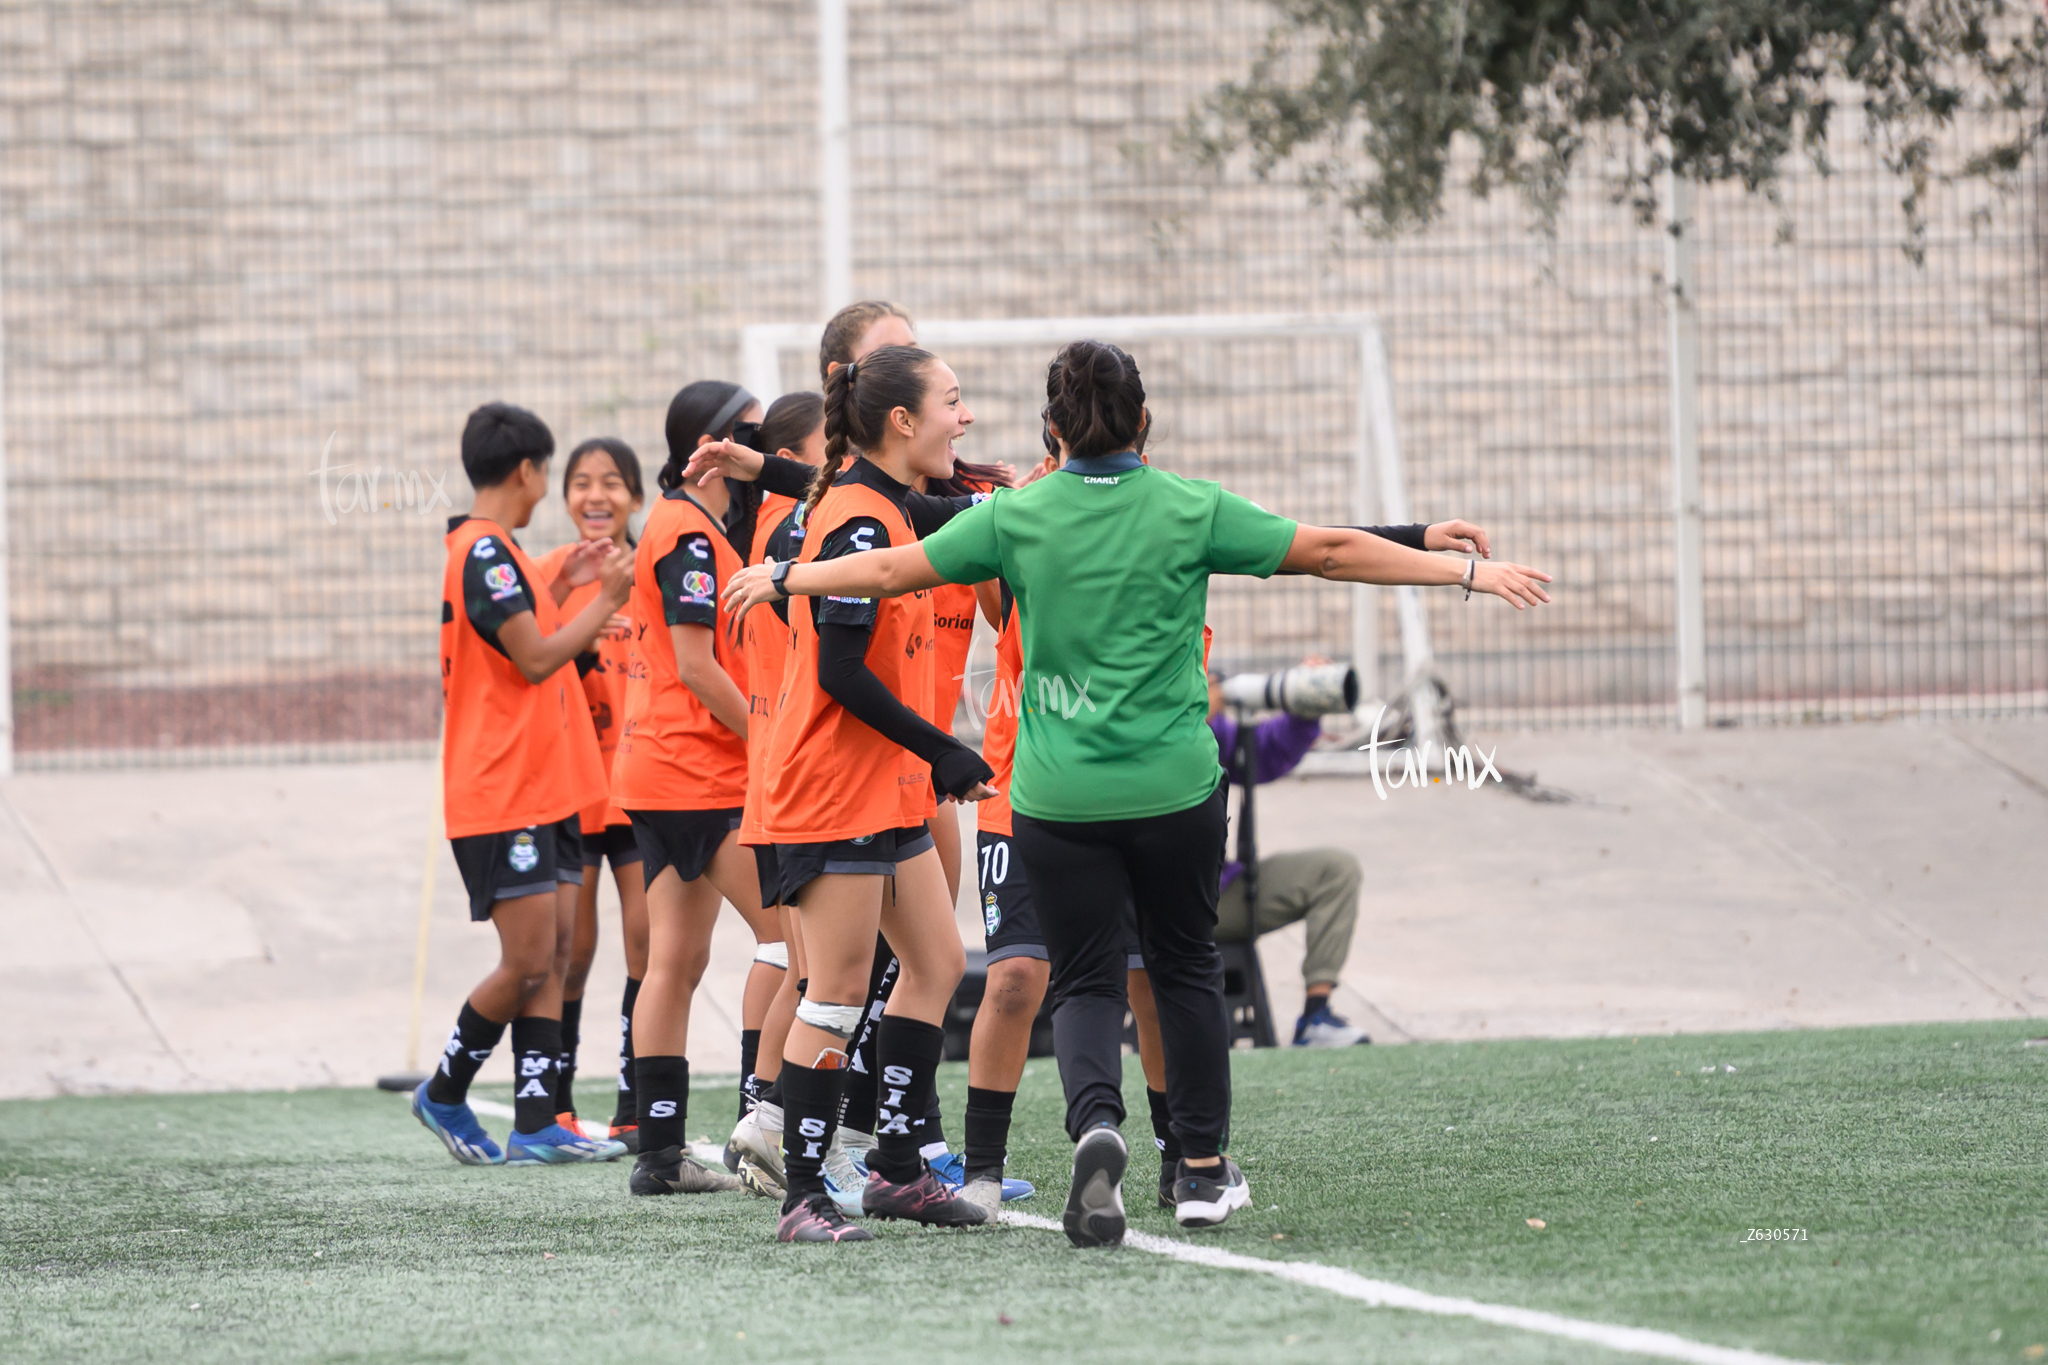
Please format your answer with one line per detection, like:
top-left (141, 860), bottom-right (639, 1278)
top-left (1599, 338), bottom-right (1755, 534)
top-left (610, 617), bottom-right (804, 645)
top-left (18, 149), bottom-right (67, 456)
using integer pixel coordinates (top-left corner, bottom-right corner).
top-left (1013, 785), bottom-right (1230, 1159)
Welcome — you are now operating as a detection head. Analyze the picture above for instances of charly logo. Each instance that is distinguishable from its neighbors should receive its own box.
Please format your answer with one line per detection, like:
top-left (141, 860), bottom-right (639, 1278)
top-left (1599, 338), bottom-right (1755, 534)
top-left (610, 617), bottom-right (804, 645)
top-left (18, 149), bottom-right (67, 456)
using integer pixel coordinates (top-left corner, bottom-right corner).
top-left (508, 832), bottom-right (539, 872)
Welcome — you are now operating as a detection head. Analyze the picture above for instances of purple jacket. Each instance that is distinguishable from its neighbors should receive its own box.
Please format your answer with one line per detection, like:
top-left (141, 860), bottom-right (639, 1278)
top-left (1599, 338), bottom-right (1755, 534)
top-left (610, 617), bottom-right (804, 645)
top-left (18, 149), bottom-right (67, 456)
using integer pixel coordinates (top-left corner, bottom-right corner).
top-left (1210, 711), bottom-right (1322, 891)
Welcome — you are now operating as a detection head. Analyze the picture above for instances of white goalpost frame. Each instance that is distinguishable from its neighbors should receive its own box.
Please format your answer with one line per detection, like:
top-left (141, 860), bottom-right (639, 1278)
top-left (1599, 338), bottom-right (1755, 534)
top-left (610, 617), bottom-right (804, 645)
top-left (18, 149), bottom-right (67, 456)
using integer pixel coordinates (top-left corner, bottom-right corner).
top-left (739, 312), bottom-right (1444, 745)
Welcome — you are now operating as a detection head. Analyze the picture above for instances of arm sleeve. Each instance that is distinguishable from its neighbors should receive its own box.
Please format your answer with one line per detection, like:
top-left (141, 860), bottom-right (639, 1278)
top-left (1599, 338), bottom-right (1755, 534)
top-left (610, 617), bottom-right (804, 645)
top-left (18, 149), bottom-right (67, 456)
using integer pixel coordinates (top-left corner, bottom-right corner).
top-left (653, 533), bottom-right (720, 628)
top-left (920, 495), bottom-right (1004, 585)
top-left (461, 537), bottom-right (537, 649)
top-left (757, 455), bottom-right (816, 499)
top-left (1358, 523), bottom-right (1429, 551)
top-left (1203, 490), bottom-right (1298, 577)
top-left (903, 489), bottom-right (986, 539)
top-left (817, 623), bottom-right (994, 797)
top-left (811, 516), bottom-right (892, 627)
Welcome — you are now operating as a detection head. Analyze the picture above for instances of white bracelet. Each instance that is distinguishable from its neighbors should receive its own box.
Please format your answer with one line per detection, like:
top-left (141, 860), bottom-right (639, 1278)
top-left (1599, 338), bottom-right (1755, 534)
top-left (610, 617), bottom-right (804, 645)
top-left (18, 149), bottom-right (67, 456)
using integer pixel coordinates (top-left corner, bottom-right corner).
top-left (1462, 559), bottom-right (1476, 600)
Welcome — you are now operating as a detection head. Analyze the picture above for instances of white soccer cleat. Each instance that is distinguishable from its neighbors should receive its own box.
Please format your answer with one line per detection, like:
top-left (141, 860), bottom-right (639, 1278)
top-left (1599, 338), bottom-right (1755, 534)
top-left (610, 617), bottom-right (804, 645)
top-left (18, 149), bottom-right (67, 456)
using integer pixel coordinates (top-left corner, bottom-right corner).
top-left (728, 1101), bottom-right (785, 1186)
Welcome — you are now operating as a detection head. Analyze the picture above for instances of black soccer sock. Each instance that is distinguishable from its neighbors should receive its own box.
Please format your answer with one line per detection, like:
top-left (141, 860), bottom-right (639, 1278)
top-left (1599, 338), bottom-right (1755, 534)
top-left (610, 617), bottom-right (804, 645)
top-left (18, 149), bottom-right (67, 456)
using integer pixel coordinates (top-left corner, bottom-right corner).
top-left (511, 1016), bottom-right (563, 1135)
top-left (837, 948), bottom-right (895, 1133)
top-left (425, 1000), bottom-right (505, 1106)
top-left (1147, 1086), bottom-right (1182, 1173)
top-left (916, 1088), bottom-right (949, 1158)
top-left (963, 1086), bottom-right (1016, 1183)
top-left (738, 1028), bottom-right (761, 1121)
top-left (870, 1015), bottom-right (946, 1185)
top-left (612, 977), bottom-right (641, 1127)
top-left (636, 1055), bottom-right (689, 1155)
top-left (557, 997), bottom-right (583, 1116)
top-left (759, 1076), bottom-right (782, 1108)
top-left (779, 1057), bottom-right (848, 1203)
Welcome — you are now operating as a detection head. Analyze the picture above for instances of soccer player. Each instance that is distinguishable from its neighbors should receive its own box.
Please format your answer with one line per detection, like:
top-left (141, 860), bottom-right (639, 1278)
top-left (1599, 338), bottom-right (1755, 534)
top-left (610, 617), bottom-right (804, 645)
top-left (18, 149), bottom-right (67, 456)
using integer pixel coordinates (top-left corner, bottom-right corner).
top-left (750, 346), bottom-right (998, 1243)
top-left (411, 402), bottom-right (634, 1167)
top-left (533, 438), bottom-right (649, 1145)
top-left (612, 382), bottom-right (788, 1197)
top-left (724, 390), bottom-right (828, 1195)
top-left (722, 339), bottom-right (1552, 1245)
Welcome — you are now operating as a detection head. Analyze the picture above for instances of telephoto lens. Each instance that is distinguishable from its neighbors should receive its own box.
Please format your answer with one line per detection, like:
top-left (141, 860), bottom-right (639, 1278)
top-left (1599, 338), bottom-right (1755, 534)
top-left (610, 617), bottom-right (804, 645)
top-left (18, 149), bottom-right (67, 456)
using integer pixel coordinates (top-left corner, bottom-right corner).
top-left (1218, 662), bottom-right (1359, 719)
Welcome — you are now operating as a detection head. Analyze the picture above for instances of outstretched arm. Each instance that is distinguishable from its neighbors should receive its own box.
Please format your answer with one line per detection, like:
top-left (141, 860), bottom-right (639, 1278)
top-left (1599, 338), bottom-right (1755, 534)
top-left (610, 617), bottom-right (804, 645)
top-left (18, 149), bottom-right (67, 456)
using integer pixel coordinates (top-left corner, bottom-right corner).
top-left (1280, 525), bottom-right (1552, 608)
top-left (722, 543), bottom-right (945, 614)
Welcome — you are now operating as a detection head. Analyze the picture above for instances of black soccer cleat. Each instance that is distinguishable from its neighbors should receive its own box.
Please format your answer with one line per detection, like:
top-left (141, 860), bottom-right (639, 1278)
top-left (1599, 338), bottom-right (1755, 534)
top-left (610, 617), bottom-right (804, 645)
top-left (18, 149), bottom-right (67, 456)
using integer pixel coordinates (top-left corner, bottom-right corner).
top-left (1062, 1125), bottom-right (1129, 1248)
top-left (1172, 1156), bottom-right (1251, 1229)
top-left (777, 1191), bottom-right (875, 1243)
top-left (860, 1169), bottom-right (988, 1227)
top-left (629, 1144), bottom-right (743, 1195)
top-left (1157, 1163), bottom-right (1177, 1211)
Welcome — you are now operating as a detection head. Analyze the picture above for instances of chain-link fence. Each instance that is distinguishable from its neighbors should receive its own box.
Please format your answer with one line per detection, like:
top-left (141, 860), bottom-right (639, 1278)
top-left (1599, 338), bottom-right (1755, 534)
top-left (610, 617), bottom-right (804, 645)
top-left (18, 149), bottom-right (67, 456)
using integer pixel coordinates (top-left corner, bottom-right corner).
top-left (3, 1), bottom-right (2043, 767)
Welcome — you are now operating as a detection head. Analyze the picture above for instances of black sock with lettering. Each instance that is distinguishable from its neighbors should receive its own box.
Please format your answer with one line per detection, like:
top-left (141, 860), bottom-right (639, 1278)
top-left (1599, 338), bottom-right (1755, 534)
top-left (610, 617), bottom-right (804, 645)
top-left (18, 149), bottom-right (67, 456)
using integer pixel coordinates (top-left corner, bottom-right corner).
top-left (837, 950), bottom-right (895, 1133)
top-left (612, 977), bottom-right (641, 1127)
top-left (425, 1001), bottom-right (505, 1106)
top-left (870, 1015), bottom-right (945, 1185)
top-left (916, 1088), bottom-right (949, 1158)
top-left (636, 1055), bottom-right (689, 1155)
top-left (557, 997), bottom-right (583, 1117)
top-left (779, 1057), bottom-right (847, 1205)
top-left (510, 1017), bottom-right (562, 1135)
top-left (760, 1076), bottom-right (782, 1108)
top-left (964, 1086), bottom-right (1015, 1184)
top-left (738, 1028), bottom-right (761, 1121)
top-left (1147, 1086), bottom-right (1181, 1174)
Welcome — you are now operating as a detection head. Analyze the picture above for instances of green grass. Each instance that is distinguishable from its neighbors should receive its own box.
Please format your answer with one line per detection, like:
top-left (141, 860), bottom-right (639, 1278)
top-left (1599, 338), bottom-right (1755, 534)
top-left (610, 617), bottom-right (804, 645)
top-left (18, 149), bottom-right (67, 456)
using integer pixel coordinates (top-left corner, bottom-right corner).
top-left (3, 1021), bottom-right (2046, 1364)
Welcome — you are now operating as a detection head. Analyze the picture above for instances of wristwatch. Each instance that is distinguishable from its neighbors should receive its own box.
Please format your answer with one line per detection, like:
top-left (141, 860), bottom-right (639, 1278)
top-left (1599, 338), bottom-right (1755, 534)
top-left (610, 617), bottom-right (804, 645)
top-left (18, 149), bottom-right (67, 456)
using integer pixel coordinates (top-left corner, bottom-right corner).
top-left (770, 559), bottom-right (795, 600)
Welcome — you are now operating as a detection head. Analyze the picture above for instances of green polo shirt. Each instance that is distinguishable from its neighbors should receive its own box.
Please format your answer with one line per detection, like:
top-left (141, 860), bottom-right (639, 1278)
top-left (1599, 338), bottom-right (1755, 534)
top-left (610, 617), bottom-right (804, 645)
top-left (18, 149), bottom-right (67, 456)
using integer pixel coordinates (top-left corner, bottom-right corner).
top-left (921, 452), bottom-right (1297, 823)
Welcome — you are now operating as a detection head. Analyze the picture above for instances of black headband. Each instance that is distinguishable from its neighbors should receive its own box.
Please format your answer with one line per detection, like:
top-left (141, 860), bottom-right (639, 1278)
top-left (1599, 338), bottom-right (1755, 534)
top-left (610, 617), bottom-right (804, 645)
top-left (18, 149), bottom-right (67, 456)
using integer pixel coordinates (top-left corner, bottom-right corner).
top-left (707, 387), bottom-right (756, 439)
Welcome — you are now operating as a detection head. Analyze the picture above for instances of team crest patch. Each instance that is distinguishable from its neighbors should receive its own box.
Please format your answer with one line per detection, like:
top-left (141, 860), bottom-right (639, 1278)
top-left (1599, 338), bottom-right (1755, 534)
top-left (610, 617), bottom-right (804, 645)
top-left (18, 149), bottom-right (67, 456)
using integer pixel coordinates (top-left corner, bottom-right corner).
top-left (508, 832), bottom-right (539, 873)
top-left (681, 569), bottom-right (714, 601)
top-left (983, 891), bottom-right (1001, 937)
top-left (471, 539), bottom-right (497, 559)
top-left (849, 834), bottom-right (875, 846)
top-left (483, 563), bottom-right (518, 593)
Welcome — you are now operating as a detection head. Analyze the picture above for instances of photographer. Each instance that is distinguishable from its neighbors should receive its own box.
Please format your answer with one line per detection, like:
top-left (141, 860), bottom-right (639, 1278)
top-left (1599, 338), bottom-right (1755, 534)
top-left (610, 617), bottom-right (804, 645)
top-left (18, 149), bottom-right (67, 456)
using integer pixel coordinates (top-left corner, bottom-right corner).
top-left (1207, 663), bottom-right (1369, 1047)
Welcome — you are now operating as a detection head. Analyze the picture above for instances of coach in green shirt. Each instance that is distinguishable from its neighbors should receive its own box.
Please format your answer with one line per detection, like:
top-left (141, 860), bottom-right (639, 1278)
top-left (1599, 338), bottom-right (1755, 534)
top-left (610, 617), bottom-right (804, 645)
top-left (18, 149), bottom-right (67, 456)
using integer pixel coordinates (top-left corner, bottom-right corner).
top-left (723, 339), bottom-right (1552, 1249)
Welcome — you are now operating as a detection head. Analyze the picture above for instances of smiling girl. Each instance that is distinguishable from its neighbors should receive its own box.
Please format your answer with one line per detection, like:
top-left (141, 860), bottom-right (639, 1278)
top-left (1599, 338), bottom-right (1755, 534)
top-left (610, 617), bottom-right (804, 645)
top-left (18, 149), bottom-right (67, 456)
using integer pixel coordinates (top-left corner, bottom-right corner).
top-left (532, 438), bottom-right (647, 1144)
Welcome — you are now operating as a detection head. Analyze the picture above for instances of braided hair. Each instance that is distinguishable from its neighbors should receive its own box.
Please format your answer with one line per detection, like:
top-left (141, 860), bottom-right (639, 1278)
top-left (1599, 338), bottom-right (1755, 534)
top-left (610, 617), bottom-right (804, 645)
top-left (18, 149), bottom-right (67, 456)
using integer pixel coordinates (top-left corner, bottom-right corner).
top-left (804, 344), bottom-right (935, 522)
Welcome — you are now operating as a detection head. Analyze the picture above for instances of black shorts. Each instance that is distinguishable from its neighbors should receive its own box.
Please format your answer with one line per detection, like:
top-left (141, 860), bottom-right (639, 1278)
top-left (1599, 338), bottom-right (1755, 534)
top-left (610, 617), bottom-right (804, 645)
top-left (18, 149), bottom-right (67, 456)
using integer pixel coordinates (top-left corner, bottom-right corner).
top-left (629, 808), bottom-right (742, 887)
top-left (581, 822), bottom-right (643, 871)
top-left (450, 816), bottom-right (584, 922)
top-left (979, 830), bottom-right (1143, 969)
top-left (753, 844), bottom-right (785, 909)
top-left (775, 825), bottom-right (936, 907)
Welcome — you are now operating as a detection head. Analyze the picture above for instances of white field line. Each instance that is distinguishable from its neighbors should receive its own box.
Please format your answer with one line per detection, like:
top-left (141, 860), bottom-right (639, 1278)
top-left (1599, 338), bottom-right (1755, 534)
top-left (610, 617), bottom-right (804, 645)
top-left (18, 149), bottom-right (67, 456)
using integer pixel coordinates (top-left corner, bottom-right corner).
top-left (998, 1211), bottom-right (1832, 1365)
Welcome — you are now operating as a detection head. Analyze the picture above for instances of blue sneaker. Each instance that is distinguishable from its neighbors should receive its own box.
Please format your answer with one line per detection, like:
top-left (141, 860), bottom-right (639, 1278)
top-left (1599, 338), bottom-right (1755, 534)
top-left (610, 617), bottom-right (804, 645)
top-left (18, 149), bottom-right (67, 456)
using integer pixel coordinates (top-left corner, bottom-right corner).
top-left (1293, 1002), bottom-right (1371, 1047)
top-left (505, 1122), bottom-right (629, 1164)
top-left (411, 1081), bottom-right (503, 1166)
top-left (928, 1149), bottom-right (1035, 1202)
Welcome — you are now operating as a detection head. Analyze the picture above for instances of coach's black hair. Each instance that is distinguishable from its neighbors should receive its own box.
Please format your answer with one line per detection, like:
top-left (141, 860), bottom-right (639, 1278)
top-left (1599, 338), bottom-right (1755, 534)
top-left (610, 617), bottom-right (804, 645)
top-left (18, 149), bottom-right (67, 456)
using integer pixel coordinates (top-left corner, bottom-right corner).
top-left (806, 344), bottom-right (936, 521)
top-left (1045, 340), bottom-right (1146, 461)
top-left (753, 390), bottom-right (825, 461)
top-left (461, 401), bottom-right (555, 489)
top-left (562, 437), bottom-right (645, 504)
top-left (659, 381), bottom-right (754, 492)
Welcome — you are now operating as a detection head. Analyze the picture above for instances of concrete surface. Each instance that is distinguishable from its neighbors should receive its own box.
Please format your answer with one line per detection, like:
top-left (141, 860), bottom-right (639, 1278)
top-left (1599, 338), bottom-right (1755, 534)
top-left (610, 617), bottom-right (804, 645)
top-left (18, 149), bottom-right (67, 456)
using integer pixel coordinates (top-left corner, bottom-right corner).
top-left (3, 719), bottom-right (2043, 1101)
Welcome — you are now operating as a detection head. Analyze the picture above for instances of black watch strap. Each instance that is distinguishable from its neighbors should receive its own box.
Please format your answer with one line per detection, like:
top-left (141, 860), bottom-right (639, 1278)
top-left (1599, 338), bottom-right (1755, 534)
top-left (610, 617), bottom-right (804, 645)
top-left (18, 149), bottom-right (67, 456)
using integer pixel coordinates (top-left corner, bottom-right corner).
top-left (770, 559), bottom-right (794, 599)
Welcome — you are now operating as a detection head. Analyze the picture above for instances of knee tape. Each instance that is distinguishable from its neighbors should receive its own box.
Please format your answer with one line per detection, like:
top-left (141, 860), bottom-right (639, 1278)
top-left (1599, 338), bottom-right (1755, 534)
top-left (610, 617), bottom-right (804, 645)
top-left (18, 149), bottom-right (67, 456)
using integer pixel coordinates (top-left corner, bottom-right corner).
top-left (752, 941), bottom-right (790, 970)
top-left (795, 999), bottom-right (863, 1040)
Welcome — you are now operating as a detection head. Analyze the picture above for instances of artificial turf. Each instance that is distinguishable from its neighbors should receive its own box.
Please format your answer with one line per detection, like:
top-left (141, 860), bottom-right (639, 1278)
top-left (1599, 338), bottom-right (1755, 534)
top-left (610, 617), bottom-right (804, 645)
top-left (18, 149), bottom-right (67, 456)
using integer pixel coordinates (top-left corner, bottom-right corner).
top-left (3, 1020), bottom-right (2045, 1365)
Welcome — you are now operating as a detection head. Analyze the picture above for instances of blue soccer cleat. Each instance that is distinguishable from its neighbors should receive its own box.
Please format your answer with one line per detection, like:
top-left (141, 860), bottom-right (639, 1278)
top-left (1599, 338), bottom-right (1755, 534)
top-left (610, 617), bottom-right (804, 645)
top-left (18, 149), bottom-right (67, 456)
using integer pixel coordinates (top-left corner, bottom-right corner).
top-left (928, 1149), bottom-right (1035, 1202)
top-left (411, 1081), bottom-right (504, 1166)
top-left (505, 1122), bottom-right (629, 1165)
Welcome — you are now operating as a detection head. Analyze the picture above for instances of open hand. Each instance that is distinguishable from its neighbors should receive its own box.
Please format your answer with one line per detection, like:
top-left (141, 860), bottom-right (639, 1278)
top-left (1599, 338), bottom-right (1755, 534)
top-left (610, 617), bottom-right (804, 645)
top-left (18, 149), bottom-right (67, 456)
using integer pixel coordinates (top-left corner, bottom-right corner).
top-left (1472, 560), bottom-right (1551, 609)
top-left (1426, 519), bottom-right (1491, 557)
top-left (723, 560), bottom-right (781, 614)
top-left (682, 439), bottom-right (767, 488)
top-left (597, 541), bottom-right (635, 606)
top-left (558, 537), bottom-right (613, 588)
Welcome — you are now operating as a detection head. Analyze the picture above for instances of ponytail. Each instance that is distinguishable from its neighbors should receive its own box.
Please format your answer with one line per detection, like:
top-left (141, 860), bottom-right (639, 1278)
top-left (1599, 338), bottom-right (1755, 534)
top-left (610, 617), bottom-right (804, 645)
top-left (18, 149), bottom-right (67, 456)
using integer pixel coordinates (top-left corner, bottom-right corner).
top-left (803, 344), bottom-right (937, 522)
